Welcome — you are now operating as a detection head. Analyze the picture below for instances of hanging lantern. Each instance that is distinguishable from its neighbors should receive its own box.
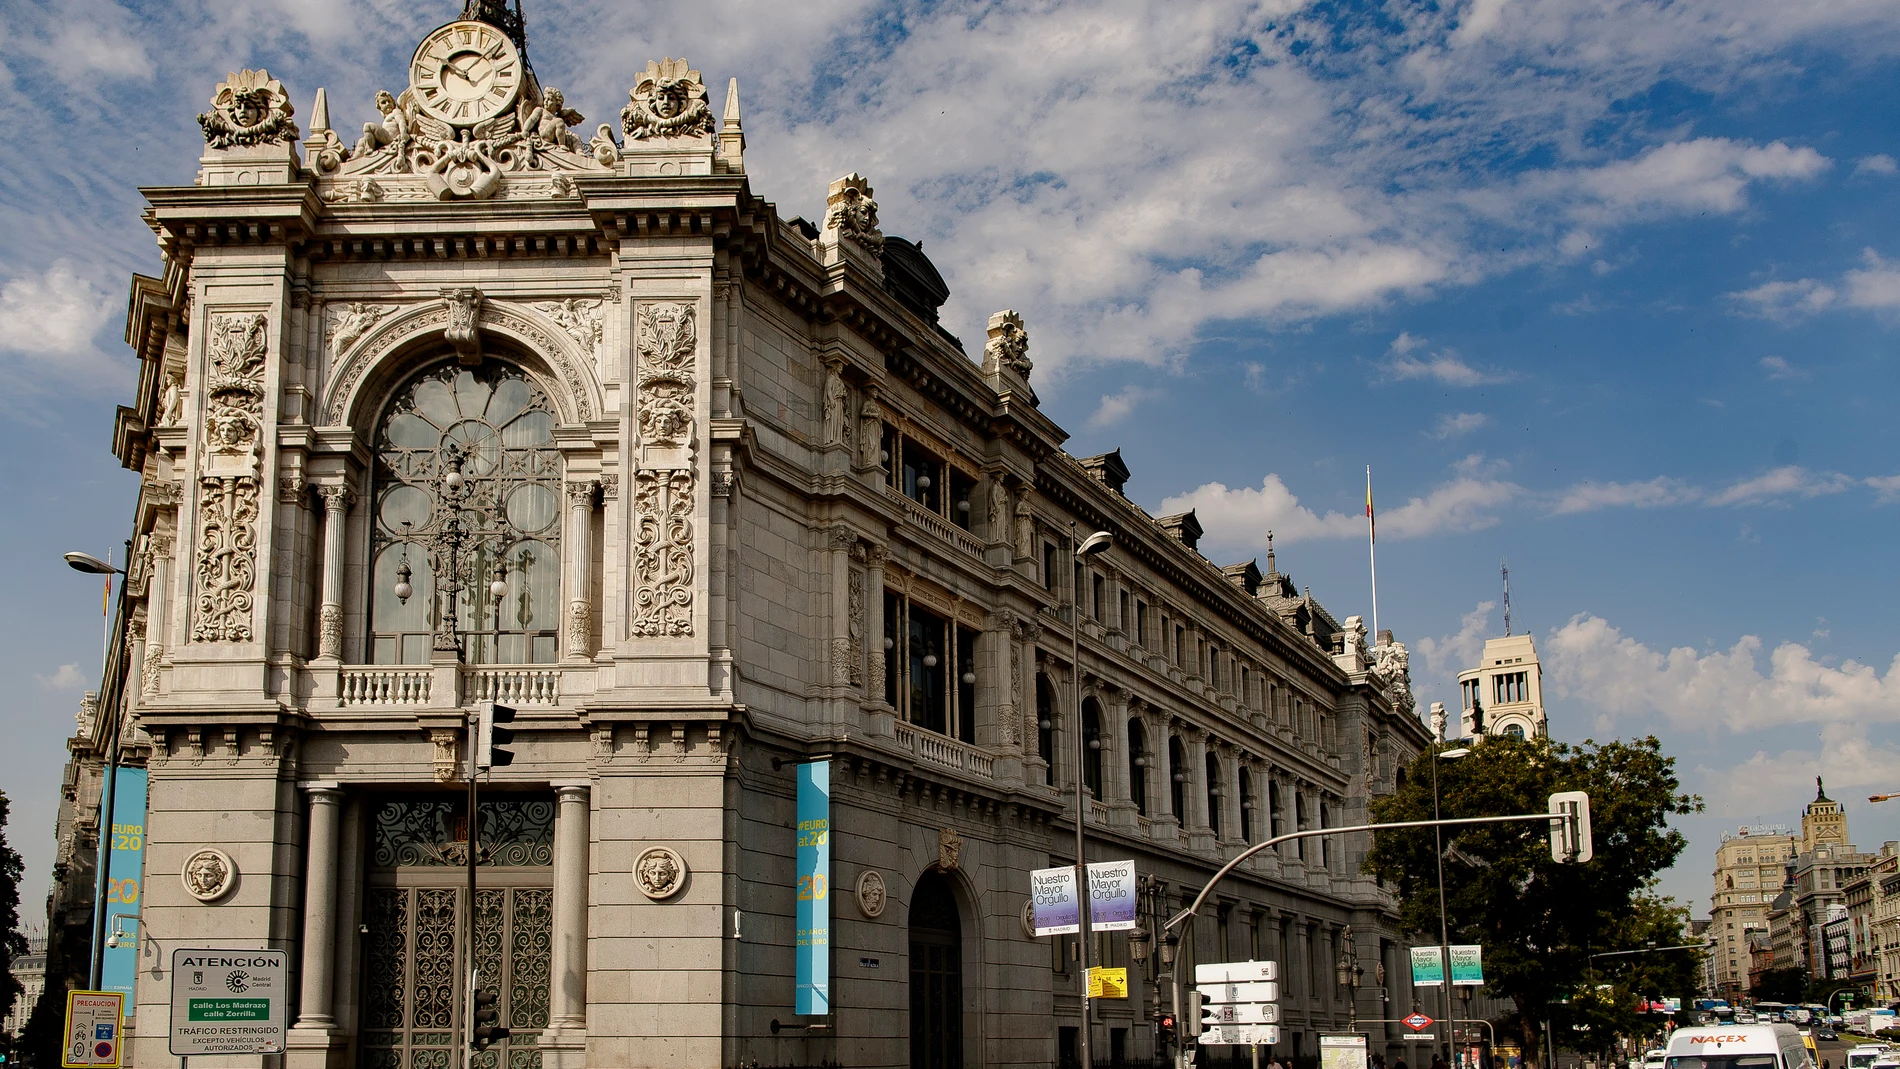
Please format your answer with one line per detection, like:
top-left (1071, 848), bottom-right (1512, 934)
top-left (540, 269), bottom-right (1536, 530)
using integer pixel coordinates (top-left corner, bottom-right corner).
top-left (394, 558), bottom-right (414, 603)
top-left (961, 671), bottom-right (976, 685)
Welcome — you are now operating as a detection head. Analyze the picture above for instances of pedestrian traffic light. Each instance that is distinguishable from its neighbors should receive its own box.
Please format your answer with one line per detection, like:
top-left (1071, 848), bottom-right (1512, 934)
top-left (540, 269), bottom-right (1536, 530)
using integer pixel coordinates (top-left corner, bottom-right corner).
top-left (477, 702), bottom-right (516, 770)
top-left (1183, 990), bottom-right (1205, 1039)
top-left (471, 986), bottom-right (509, 1050)
top-left (1549, 791), bottom-right (1593, 863)
top-left (1158, 1012), bottom-right (1176, 1048)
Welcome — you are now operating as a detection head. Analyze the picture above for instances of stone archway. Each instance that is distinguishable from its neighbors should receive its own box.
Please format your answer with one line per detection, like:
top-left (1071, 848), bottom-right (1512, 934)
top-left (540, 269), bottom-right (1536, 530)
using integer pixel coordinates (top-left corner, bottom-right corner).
top-left (909, 869), bottom-right (964, 1069)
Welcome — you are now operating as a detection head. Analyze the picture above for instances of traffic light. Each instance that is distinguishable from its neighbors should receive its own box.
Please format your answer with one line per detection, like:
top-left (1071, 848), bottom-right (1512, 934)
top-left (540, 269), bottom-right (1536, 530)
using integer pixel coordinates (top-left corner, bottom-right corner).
top-left (1158, 1012), bottom-right (1177, 1048)
top-left (1183, 990), bottom-right (1205, 1039)
top-left (477, 702), bottom-right (516, 770)
top-left (471, 986), bottom-right (509, 1050)
top-left (1549, 791), bottom-right (1594, 863)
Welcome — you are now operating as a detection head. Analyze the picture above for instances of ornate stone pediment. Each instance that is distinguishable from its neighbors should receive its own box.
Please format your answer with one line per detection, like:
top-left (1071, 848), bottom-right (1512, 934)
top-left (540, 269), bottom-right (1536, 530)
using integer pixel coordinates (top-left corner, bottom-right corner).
top-left (621, 58), bottom-right (713, 142)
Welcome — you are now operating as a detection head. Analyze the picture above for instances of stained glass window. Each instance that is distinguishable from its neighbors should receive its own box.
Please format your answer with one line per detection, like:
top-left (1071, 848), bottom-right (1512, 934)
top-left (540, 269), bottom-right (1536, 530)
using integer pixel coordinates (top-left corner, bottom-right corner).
top-left (370, 361), bottom-right (562, 664)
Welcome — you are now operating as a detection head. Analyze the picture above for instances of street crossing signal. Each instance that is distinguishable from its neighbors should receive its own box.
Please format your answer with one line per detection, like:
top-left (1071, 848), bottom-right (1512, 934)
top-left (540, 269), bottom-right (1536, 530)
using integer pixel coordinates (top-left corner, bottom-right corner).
top-left (1183, 990), bottom-right (1204, 1039)
top-left (471, 986), bottom-right (509, 1050)
top-left (477, 702), bottom-right (516, 770)
top-left (1158, 1012), bottom-right (1177, 1048)
top-left (1549, 791), bottom-right (1593, 863)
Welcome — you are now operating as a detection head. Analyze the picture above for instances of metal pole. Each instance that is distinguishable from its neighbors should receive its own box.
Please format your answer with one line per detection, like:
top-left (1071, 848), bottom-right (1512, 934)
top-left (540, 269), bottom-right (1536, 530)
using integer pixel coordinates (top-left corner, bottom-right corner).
top-left (87, 547), bottom-right (132, 991)
top-left (1071, 521), bottom-right (1093, 1069)
top-left (1433, 749), bottom-right (1453, 1069)
top-left (465, 708), bottom-right (478, 1069)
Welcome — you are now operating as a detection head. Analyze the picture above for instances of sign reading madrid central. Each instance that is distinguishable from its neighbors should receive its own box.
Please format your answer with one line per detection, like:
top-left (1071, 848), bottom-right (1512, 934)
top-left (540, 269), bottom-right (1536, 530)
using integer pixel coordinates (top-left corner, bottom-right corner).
top-left (169, 948), bottom-right (288, 1055)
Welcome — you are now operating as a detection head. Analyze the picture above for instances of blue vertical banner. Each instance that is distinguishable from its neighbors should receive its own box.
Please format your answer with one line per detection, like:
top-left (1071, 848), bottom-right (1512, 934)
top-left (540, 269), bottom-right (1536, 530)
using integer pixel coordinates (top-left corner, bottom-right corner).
top-left (100, 767), bottom-right (148, 1014)
top-left (795, 760), bottom-right (831, 1016)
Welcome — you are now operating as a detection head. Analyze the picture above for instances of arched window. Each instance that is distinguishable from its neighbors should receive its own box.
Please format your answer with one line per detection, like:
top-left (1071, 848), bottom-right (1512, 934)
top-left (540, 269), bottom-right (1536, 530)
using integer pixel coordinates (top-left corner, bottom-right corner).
top-left (1081, 698), bottom-right (1104, 798)
top-left (1205, 750), bottom-right (1223, 837)
top-left (1504, 722), bottom-right (1526, 739)
top-left (1168, 736), bottom-right (1187, 821)
top-left (370, 361), bottom-right (562, 664)
top-left (1238, 768), bottom-right (1254, 843)
top-left (1127, 720), bottom-right (1148, 816)
top-left (1036, 674), bottom-right (1057, 787)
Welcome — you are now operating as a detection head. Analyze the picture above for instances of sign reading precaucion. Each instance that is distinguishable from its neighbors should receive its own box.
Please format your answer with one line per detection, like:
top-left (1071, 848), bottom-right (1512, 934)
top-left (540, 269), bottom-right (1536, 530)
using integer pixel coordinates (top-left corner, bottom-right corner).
top-left (61, 991), bottom-right (122, 1068)
top-left (168, 948), bottom-right (287, 1055)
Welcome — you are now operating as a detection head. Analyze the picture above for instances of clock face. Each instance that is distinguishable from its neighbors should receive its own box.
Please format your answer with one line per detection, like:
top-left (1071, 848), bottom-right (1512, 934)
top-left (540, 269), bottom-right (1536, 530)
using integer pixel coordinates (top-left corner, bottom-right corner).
top-left (410, 21), bottom-right (523, 125)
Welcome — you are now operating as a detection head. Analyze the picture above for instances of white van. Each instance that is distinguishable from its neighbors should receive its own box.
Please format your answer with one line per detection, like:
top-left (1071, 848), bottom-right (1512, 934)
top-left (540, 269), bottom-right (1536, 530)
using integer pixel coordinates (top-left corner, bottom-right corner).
top-left (1665, 1025), bottom-right (1816, 1069)
top-left (1847, 1046), bottom-right (1893, 1069)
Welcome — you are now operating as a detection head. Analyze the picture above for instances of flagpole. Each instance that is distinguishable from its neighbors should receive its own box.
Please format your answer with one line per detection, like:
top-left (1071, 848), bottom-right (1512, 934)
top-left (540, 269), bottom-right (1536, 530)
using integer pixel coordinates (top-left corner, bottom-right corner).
top-left (1367, 466), bottom-right (1378, 641)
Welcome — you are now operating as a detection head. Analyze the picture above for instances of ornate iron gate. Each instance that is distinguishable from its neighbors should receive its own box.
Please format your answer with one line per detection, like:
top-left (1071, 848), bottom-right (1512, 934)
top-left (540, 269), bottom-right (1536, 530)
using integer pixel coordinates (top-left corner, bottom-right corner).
top-left (360, 795), bottom-right (554, 1069)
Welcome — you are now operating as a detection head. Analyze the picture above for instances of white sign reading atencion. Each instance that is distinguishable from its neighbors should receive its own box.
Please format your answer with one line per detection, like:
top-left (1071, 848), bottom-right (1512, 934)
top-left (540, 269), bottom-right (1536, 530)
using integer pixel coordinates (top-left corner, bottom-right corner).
top-left (169, 948), bottom-right (288, 1055)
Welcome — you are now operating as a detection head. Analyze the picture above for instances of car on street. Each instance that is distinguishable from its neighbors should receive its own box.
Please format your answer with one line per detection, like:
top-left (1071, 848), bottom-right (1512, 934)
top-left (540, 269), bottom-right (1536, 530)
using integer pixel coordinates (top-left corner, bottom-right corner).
top-left (1818, 1030), bottom-right (1839, 1042)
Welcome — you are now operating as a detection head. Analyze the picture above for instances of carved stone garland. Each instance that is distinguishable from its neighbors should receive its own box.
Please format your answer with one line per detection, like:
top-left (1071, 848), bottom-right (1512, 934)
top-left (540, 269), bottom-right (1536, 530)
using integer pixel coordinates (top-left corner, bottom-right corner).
top-left (194, 313), bottom-right (269, 643)
top-left (631, 302), bottom-right (698, 638)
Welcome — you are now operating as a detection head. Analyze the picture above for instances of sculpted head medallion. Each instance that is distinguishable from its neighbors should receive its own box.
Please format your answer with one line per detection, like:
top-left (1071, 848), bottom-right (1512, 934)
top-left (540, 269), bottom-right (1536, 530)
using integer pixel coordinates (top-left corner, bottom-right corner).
top-left (856, 870), bottom-right (887, 918)
top-left (635, 846), bottom-right (687, 900)
top-left (182, 848), bottom-right (237, 902)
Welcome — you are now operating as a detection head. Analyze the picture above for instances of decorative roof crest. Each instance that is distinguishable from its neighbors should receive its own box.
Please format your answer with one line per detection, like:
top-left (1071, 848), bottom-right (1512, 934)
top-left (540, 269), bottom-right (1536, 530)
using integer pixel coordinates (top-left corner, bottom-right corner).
top-left (621, 58), bottom-right (713, 141)
top-left (823, 173), bottom-right (884, 254)
top-left (198, 69), bottom-right (299, 149)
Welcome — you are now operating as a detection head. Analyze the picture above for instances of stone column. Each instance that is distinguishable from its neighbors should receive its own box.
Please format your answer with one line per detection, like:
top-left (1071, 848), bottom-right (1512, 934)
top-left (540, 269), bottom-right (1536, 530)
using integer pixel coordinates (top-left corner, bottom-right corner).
top-left (827, 526), bottom-right (856, 691)
top-left (863, 545), bottom-right (891, 733)
top-left (294, 785), bottom-right (344, 1030)
top-left (564, 480), bottom-right (596, 660)
top-left (315, 486), bottom-right (352, 660)
top-left (142, 533), bottom-right (174, 699)
top-left (542, 784), bottom-right (590, 1067)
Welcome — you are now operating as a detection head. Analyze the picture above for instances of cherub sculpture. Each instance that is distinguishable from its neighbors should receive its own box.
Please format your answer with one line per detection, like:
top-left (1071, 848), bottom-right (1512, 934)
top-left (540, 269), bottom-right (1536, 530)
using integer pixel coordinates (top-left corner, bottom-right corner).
top-left (522, 87), bottom-right (585, 152)
top-left (355, 90), bottom-right (411, 159)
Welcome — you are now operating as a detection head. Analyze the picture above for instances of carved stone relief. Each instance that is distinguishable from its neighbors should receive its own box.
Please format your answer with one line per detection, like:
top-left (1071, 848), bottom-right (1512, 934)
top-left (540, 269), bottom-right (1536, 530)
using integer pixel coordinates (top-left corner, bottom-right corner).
top-left (182, 847), bottom-right (237, 902)
top-left (621, 58), bottom-right (714, 141)
top-left (937, 827), bottom-right (962, 872)
top-left (846, 566), bottom-right (865, 687)
top-left (431, 729), bottom-right (460, 782)
top-left (323, 302), bottom-right (396, 360)
top-left (198, 69), bottom-right (299, 149)
top-left (985, 310), bottom-right (1032, 380)
top-left (857, 389), bottom-right (884, 470)
top-left (193, 313), bottom-right (268, 644)
top-left (636, 303), bottom-right (697, 447)
top-left (631, 470), bottom-right (694, 637)
top-left (824, 173), bottom-right (884, 253)
top-left (634, 846), bottom-right (688, 899)
top-left (442, 287), bottom-right (484, 363)
top-left (534, 298), bottom-right (605, 367)
top-left (856, 870), bottom-right (887, 918)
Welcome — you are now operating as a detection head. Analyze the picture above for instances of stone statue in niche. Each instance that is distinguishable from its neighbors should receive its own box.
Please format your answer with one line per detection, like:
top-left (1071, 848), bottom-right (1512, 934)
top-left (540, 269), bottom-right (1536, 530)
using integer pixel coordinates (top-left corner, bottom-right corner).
top-left (198, 69), bottom-right (299, 148)
top-left (857, 390), bottom-right (884, 470)
top-left (621, 58), bottom-right (713, 140)
top-left (986, 478), bottom-right (1010, 536)
top-left (158, 372), bottom-right (184, 426)
top-left (822, 359), bottom-right (848, 447)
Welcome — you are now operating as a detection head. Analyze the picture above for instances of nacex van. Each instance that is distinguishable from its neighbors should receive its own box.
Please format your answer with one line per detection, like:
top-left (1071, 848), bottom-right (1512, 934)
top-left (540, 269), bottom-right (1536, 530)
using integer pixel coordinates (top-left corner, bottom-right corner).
top-left (1665, 1024), bottom-right (1816, 1069)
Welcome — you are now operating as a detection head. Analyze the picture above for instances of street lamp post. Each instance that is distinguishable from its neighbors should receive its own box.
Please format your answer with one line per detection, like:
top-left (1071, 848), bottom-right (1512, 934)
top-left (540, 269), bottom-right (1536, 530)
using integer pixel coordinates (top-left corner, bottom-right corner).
top-left (64, 547), bottom-right (131, 991)
top-left (1431, 744), bottom-right (1472, 1068)
top-left (1070, 522), bottom-right (1114, 1069)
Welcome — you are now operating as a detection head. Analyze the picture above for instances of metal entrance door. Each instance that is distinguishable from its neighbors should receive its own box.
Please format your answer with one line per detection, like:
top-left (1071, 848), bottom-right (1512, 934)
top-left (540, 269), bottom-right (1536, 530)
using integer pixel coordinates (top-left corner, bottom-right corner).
top-left (909, 870), bottom-right (964, 1069)
top-left (359, 795), bottom-right (555, 1069)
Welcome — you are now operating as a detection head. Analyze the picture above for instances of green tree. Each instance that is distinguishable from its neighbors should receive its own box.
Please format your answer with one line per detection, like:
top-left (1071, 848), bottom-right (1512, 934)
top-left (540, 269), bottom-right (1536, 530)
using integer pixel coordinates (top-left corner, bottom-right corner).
top-left (0, 791), bottom-right (27, 1034)
top-left (1364, 735), bottom-right (1701, 1067)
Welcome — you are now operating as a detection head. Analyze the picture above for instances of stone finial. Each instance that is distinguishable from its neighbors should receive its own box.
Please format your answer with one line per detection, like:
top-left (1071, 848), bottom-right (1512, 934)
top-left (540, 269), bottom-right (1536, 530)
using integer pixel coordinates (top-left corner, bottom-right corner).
top-left (621, 58), bottom-right (713, 142)
top-left (823, 173), bottom-right (884, 253)
top-left (718, 77), bottom-right (745, 172)
top-left (306, 87), bottom-right (348, 174)
top-left (199, 69), bottom-right (299, 149)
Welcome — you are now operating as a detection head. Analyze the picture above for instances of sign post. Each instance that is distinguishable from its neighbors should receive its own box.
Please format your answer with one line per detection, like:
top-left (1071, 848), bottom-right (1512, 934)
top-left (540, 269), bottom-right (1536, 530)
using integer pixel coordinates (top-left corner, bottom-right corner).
top-left (168, 948), bottom-right (288, 1055)
top-left (61, 991), bottom-right (123, 1069)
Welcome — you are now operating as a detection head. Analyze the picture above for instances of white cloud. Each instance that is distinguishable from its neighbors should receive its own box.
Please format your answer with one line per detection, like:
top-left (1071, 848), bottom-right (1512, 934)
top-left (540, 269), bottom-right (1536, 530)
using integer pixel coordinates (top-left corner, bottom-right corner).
top-left (1758, 355), bottom-right (1807, 380)
top-left (1159, 474), bottom-right (1365, 547)
top-left (1551, 476), bottom-right (1699, 514)
top-left (1705, 465), bottom-right (1853, 506)
top-left (34, 663), bottom-right (85, 691)
top-left (0, 261), bottom-right (113, 359)
top-left (1555, 138), bottom-right (1830, 225)
top-left (1842, 249), bottom-right (1900, 310)
top-left (1852, 154), bottom-right (1899, 178)
top-left (1414, 600), bottom-right (1498, 686)
top-left (1727, 278), bottom-right (1838, 320)
top-left (1430, 411), bottom-right (1490, 438)
top-left (1866, 475), bottom-right (1900, 503)
top-left (1380, 474), bottom-right (1521, 536)
top-left (1377, 334), bottom-right (1510, 386)
top-left (1087, 385), bottom-right (1158, 429)
top-left (1543, 614), bottom-right (1900, 734)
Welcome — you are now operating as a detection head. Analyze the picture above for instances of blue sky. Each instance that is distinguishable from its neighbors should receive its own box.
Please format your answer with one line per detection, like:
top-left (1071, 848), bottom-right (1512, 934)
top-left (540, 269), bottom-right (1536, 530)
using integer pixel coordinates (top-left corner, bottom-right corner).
top-left (2, 0), bottom-right (1897, 921)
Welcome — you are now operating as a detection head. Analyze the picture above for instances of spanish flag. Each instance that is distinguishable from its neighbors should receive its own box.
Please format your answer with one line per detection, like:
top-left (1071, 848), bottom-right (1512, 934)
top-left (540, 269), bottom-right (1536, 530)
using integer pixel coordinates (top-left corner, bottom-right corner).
top-left (1365, 467), bottom-right (1375, 544)
top-left (102, 573), bottom-right (112, 616)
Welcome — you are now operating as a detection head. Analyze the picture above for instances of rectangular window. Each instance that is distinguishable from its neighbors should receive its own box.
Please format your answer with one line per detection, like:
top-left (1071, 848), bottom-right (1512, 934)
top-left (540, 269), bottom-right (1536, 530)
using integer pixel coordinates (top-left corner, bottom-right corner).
top-left (1044, 543), bottom-right (1059, 592)
top-left (1118, 589), bottom-right (1129, 631)
top-left (1135, 601), bottom-right (1148, 645)
top-left (948, 467), bottom-right (976, 531)
top-left (1175, 625), bottom-right (1186, 667)
top-left (900, 438), bottom-right (943, 512)
top-left (1092, 574), bottom-right (1104, 620)
top-left (886, 593), bottom-right (979, 742)
top-left (1495, 671), bottom-right (1528, 704)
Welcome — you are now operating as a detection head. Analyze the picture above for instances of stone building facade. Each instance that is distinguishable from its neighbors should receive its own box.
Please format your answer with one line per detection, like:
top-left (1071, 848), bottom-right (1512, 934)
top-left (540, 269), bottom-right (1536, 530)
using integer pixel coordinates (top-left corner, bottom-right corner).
top-left (96, 7), bottom-right (1432, 1068)
top-left (1708, 824), bottom-right (1796, 999)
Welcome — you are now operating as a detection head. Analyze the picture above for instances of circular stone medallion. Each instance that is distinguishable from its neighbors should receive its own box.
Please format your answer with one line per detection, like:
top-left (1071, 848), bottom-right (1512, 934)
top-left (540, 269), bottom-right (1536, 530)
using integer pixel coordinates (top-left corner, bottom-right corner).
top-left (181, 848), bottom-right (237, 902)
top-left (1020, 899), bottom-right (1038, 939)
top-left (634, 846), bottom-right (687, 900)
top-left (856, 870), bottom-right (887, 918)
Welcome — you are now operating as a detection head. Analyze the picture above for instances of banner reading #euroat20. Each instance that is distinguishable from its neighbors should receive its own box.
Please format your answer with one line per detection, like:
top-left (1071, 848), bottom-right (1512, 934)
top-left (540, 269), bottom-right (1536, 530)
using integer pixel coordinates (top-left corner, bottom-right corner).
top-left (1031, 866), bottom-right (1080, 936)
top-left (1085, 860), bottom-right (1138, 932)
top-left (794, 760), bottom-right (830, 1017)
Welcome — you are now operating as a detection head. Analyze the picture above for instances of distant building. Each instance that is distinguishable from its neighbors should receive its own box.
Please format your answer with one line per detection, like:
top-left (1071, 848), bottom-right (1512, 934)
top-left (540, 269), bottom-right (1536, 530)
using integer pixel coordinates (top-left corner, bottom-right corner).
top-left (1748, 929), bottom-right (1776, 994)
top-left (1709, 823), bottom-right (1797, 998)
top-left (1768, 887), bottom-right (1804, 976)
top-left (3, 934), bottom-right (45, 1037)
top-left (1690, 918), bottom-right (1715, 995)
top-left (1789, 782), bottom-right (1873, 978)
top-left (1876, 865), bottom-right (1900, 999)
top-left (1804, 777), bottom-right (1850, 855)
top-left (1455, 634), bottom-right (1546, 740)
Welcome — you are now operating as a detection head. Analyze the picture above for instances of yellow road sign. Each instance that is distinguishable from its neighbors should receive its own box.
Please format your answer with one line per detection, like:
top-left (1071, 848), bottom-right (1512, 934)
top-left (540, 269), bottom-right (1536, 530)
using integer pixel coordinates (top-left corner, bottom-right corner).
top-left (1088, 966), bottom-right (1129, 999)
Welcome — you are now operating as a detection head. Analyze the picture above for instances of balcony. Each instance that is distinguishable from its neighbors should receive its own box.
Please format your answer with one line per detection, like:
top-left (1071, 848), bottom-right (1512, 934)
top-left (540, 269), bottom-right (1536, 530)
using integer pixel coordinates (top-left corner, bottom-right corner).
top-left (893, 721), bottom-right (995, 779)
top-left (333, 664), bottom-right (563, 708)
top-left (886, 485), bottom-right (985, 561)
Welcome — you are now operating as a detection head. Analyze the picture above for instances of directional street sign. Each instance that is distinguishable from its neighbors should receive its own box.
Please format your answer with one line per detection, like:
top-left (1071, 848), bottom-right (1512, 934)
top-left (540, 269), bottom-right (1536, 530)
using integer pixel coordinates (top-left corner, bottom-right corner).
top-left (1194, 961), bottom-right (1280, 1048)
top-left (1203, 1025), bottom-right (1281, 1047)
top-left (1202, 1002), bottom-right (1282, 1025)
top-left (1403, 1012), bottom-right (1435, 1032)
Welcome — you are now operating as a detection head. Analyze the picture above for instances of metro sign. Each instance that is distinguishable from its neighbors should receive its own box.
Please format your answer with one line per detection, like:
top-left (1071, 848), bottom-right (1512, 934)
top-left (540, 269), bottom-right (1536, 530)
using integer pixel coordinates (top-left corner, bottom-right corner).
top-left (1404, 1013), bottom-right (1435, 1032)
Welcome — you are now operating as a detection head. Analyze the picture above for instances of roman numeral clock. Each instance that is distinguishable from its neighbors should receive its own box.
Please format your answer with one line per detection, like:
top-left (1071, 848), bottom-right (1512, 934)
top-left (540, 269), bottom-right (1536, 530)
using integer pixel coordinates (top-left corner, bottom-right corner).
top-left (411, 21), bottom-right (522, 124)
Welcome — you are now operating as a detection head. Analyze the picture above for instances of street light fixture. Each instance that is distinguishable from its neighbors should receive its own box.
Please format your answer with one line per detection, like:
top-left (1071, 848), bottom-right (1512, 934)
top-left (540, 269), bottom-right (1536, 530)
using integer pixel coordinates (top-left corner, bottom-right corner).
top-left (1869, 793), bottom-right (1900, 804)
top-left (1069, 522), bottom-right (1114, 1069)
top-left (65, 551), bottom-right (124, 575)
